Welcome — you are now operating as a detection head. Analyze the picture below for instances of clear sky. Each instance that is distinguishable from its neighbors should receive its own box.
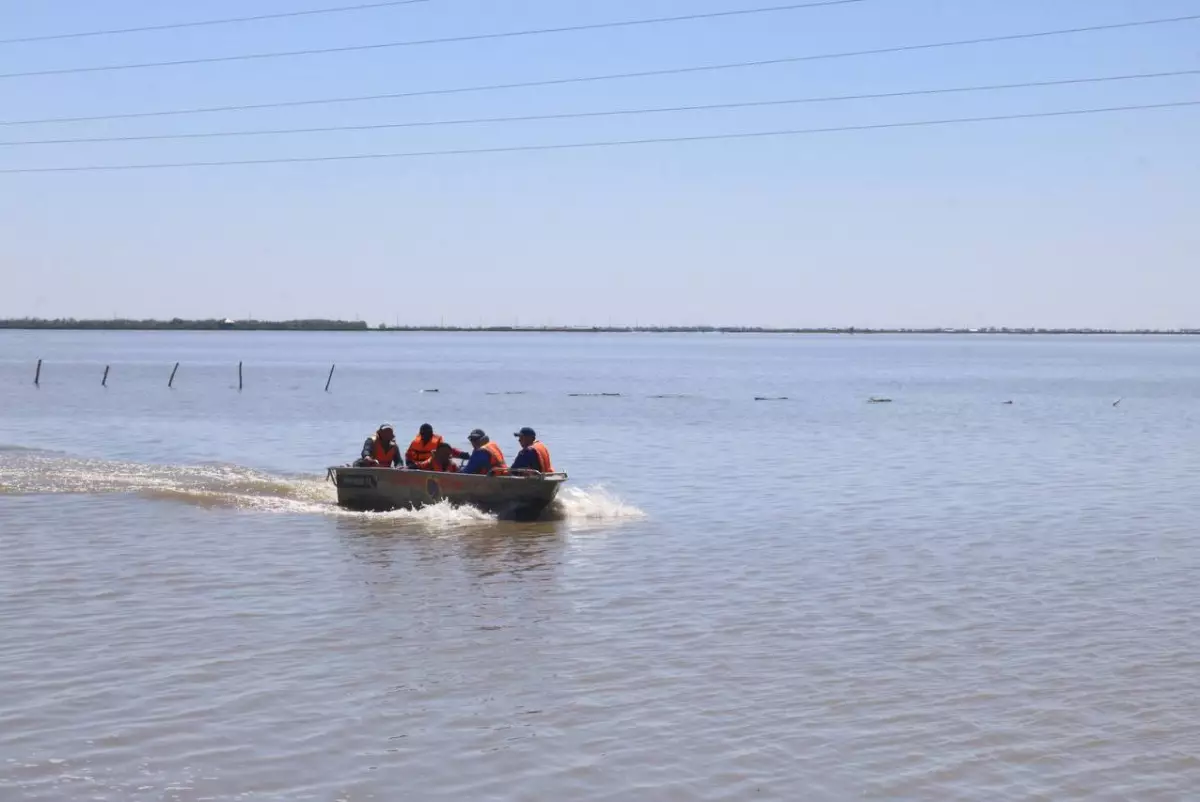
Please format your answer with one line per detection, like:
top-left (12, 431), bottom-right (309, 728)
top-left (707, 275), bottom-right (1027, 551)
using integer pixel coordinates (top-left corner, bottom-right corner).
top-left (0, 0), bottom-right (1196, 328)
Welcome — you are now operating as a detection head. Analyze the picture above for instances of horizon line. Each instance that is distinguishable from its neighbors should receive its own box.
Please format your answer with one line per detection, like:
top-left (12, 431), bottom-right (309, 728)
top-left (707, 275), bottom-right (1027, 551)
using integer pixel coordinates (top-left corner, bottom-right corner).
top-left (0, 318), bottom-right (1197, 335)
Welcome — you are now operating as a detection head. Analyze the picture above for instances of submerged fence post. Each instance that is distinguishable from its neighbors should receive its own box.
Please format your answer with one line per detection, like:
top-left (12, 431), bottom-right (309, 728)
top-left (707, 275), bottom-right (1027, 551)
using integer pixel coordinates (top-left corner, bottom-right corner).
top-left (102, 365), bottom-right (110, 387)
top-left (34, 358), bottom-right (41, 386)
top-left (325, 364), bottom-right (335, 392)
top-left (238, 361), bottom-right (243, 391)
top-left (168, 362), bottom-right (179, 388)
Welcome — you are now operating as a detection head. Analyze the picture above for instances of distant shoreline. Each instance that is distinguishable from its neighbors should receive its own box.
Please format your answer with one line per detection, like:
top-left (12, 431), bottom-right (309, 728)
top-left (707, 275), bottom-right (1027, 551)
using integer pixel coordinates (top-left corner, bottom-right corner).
top-left (0, 319), bottom-right (1197, 335)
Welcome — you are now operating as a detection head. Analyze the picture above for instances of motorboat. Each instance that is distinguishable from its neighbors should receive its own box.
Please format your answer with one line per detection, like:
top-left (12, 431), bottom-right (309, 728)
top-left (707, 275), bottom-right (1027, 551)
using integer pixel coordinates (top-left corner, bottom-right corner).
top-left (327, 465), bottom-right (567, 521)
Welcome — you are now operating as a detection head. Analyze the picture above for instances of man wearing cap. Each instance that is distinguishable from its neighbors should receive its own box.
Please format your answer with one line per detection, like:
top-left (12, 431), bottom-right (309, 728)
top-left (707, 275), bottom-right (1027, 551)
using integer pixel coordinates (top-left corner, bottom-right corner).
top-left (355, 423), bottom-right (403, 468)
top-left (510, 427), bottom-right (554, 473)
top-left (405, 423), bottom-right (468, 468)
top-left (462, 429), bottom-right (508, 475)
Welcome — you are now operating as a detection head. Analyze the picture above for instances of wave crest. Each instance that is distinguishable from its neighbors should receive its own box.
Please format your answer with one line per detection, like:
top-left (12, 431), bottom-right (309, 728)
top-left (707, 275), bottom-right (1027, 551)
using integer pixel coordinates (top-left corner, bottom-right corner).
top-left (546, 486), bottom-right (647, 521)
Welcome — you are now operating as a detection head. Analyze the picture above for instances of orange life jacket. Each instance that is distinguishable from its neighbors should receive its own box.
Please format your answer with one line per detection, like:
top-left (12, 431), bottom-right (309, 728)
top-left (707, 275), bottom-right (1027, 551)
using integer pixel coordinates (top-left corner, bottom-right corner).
top-left (370, 435), bottom-right (400, 466)
top-left (530, 441), bottom-right (554, 473)
top-left (482, 441), bottom-right (508, 475)
top-left (406, 433), bottom-right (443, 466)
top-left (417, 456), bottom-right (458, 473)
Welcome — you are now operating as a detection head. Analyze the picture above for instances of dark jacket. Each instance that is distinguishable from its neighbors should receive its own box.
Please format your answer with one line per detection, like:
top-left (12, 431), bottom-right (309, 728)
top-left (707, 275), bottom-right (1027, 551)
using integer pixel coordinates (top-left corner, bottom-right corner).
top-left (511, 446), bottom-right (547, 472)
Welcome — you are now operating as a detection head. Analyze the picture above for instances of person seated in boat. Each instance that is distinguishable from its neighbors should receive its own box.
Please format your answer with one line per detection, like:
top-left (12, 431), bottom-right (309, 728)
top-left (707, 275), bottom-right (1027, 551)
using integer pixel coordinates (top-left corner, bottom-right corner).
top-left (510, 427), bottom-right (554, 474)
top-left (355, 423), bottom-right (402, 468)
top-left (405, 423), bottom-right (468, 468)
top-left (415, 442), bottom-right (460, 473)
top-left (463, 428), bottom-right (508, 475)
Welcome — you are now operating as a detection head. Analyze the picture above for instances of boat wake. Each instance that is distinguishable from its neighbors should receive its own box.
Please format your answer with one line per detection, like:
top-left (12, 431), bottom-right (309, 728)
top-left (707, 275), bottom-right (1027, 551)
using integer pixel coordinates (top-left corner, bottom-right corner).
top-left (543, 486), bottom-right (647, 522)
top-left (0, 449), bottom-right (644, 526)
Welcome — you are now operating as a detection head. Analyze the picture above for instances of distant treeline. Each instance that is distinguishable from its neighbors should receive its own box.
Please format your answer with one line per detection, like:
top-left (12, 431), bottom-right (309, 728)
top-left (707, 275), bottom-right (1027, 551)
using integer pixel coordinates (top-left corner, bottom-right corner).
top-left (0, 318), bottom-right (369, 331)
top-left (0, 318), bottom-right (1197, 335)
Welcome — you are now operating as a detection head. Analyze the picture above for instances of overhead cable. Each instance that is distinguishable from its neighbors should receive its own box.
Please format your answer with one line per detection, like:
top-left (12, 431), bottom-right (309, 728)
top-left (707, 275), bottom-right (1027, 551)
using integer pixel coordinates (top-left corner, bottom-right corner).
top-left (0, 1), bottom-right (432, 46)
top-left (2, 69), bottom-right (1196, 147)
top-left (2, 99), bottom-right (1195, 174)
top-left (2, 13), bottom-right (1196, 124)
top-left (0, 0), bottom-right (867, 80)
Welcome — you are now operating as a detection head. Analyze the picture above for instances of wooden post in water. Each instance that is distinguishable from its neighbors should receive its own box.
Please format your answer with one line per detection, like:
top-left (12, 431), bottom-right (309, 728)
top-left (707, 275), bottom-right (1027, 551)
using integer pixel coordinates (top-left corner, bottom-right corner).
top-left (34, 359), bottom-right (42, 386)
top-left (102, 365), bottom-right (110, 387)
top-left (238, 361), bottom-right (243, 391)
top-left (168, 362), bottom-right (180, 388)
top-left (325, 364), bottom-right (336, 392)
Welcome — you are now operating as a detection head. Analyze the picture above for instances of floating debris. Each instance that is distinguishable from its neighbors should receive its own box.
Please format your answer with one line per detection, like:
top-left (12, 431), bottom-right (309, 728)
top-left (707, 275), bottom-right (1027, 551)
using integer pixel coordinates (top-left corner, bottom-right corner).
top-left (868, 397), bottom-right (893, 404)
top-left (1113, 398), bottom-right (1122, 407)
top-left (1003, 400), bottom-right (1014, 405)
top-left (754, 396), bottom-right (789, 401)
top-left (568, 393), bottom-right (621, 397)
top-left (648, 394), bottom-right (689, 399)
top-left (421, 389), bottom-right (439, 394)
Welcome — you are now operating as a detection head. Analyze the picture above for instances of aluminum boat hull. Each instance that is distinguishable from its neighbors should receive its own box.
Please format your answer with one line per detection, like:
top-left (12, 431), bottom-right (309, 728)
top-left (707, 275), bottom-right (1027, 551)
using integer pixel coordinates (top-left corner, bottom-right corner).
top-left (328, 466), bottom-right (566, 520)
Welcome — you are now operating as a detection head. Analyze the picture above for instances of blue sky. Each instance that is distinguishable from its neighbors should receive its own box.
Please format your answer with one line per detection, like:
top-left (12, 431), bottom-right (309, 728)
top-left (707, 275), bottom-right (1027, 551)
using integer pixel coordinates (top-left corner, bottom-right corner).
top-left (0, 0), bottom-right (1196, 328)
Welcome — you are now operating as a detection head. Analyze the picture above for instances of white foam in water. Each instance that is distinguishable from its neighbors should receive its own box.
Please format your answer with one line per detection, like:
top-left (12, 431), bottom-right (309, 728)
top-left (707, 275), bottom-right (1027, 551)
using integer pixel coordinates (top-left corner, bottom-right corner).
top-left (0, 450), bottom-right (643, 527)
top-left (237, 494), bottom-right (499, 527)
top-left (549, 485), bottom-right (647, 521)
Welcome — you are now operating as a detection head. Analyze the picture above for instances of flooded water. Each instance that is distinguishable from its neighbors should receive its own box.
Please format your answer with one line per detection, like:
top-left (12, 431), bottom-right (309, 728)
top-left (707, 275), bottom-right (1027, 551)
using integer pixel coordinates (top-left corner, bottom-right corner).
top-left (2, 331), bottom-right (1199, 801)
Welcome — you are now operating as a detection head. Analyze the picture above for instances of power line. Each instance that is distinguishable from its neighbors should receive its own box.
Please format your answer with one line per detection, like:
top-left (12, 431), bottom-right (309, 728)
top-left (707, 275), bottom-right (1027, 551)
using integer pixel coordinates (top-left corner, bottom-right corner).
top-left (0, 0), bottom-right (866, 80)
top-left (2, 99), bottom-right (1195, 174)
top-left (0, 0), bottom-right (432, 46)
top-left (3, 13), bottom-right (1196, 126)
top-left (3, 69), bottom-right (1197, 147)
